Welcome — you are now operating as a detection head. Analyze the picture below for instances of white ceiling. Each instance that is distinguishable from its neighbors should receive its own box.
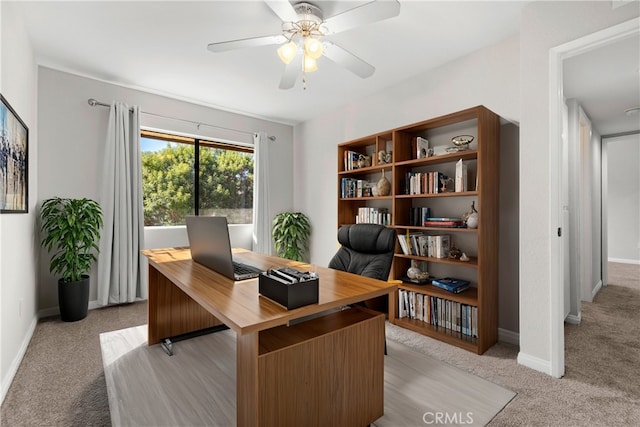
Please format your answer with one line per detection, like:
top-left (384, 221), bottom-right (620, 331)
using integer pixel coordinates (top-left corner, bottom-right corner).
top-left (563, 33), bottom-right (640, 137)
top-left (11, 0), bottom-right (640, 135)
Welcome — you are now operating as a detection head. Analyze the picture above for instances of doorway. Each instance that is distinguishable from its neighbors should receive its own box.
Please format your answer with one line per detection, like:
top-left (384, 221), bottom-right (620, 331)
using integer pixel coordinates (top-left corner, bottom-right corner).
top-left (549, 17), bottom-right (640, 379)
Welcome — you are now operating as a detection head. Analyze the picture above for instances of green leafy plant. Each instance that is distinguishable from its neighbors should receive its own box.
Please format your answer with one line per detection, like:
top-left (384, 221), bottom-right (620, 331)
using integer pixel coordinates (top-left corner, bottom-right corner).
top-left (40, 197), bottom-right (103, 283)
top-left (272, 212), bottom-right (311, 261)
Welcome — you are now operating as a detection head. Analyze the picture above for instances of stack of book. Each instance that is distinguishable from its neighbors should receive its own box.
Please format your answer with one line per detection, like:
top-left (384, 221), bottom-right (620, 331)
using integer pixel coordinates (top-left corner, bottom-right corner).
top-left (424, 217), bottom-right (465, 228)
top-left (431, 277), bottom-right (470, 294)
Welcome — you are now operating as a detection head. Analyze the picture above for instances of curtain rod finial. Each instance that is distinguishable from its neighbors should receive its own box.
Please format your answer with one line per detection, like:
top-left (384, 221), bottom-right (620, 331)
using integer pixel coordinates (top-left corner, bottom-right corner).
top-left (88, 98), bottom-right (97, 106)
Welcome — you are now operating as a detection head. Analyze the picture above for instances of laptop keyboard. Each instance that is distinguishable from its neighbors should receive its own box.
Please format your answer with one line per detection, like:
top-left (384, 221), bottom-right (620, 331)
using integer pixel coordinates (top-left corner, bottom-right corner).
top-left (232, 261), bottom-right (262, 279)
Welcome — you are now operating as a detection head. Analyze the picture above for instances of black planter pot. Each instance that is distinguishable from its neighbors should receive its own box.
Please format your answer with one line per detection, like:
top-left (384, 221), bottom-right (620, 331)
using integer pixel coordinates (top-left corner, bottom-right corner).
top-left (58, 275), bottom-right (90, 322)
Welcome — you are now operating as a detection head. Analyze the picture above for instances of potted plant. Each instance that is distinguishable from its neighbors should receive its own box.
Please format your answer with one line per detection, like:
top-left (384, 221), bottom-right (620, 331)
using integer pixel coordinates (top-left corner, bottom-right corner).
top-left (272, 212), bottom-right (311, 262)
top-left (40, 197), bottom-right (103, 322)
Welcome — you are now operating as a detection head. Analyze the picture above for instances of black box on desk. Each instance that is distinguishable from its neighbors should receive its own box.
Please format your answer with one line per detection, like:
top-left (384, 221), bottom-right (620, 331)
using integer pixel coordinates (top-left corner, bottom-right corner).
top-left (258, 272), bottom-right (319, 310)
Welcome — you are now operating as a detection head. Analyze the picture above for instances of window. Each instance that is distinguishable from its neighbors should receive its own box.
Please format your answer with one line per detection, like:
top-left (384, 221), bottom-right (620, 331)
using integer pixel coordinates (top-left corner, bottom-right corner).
top-left (140, 130), bottom-right (253, 226)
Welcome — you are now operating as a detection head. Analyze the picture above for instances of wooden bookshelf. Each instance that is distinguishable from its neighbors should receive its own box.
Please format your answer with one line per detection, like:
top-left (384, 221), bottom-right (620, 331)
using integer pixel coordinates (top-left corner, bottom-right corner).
top-left (337, 106), bottom-right (500, 354)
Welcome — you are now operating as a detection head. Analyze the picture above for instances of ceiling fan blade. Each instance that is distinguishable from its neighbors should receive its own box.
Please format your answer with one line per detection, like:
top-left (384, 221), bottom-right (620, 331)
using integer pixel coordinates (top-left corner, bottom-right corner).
top-left (279, 56), bottom-right (302, 90)
top-left (323, 0), bottom-right (401, 34)
top-left (323, 42), bottom-right (375, 79)
top-left (264, 0), bottom-right (299, 23)
top-left (207, 34), bottom-right (286, 53)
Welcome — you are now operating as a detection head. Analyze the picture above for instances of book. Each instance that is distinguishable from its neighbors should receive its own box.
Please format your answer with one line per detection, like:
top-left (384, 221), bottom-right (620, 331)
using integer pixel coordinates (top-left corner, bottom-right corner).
top-left (431, 277), bottom-right (470, 293)
top-left (424, 220), bottom-right (464, 228)
top-left (455, 159), bottom-right (468, 192)
top-left (416, 137), bottom-right (430, 158)
top-left (397, 234), bottom-right (410, 255)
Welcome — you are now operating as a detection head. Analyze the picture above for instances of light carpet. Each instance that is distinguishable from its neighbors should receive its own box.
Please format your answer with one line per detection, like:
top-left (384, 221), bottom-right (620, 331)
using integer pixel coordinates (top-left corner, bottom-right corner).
top-left (100, 325), bottom-right (515, 426)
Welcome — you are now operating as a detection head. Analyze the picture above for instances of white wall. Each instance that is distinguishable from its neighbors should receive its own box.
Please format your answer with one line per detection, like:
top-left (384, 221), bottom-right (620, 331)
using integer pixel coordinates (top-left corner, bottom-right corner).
top-left (36, 67), bottom-right (294, 311)
top-left (0, 2), bottom-right (39, 403)
top-left (294, 36), bottom-right (521, 333)
top-left (518, 1), bottom-right (638, 375)
top-left (607, 133), bottom-right (640, 263)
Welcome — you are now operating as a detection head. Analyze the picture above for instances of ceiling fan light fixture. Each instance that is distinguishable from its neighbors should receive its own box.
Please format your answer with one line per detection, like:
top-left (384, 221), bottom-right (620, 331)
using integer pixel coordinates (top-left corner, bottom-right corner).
top-left (277, 41), bottom-right (297, 64)
top-left (303, 55), bottom-right (318, 72)
top-left (304, 37), bottom-right (323, 59)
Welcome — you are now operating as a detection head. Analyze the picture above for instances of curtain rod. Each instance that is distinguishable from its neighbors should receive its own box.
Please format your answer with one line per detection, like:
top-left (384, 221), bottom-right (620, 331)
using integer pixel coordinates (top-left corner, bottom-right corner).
top-left (87, 98), bottom-right (276, 141)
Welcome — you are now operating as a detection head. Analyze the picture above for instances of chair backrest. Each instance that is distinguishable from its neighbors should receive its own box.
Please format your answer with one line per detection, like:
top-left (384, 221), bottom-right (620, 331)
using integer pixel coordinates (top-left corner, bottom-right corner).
top-left (328, 224), bottom-right (396, 281)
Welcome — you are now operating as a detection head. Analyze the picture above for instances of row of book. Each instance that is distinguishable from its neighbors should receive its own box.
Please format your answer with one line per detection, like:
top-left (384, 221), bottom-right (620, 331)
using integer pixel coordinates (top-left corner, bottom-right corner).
top-left (340, 178), bottom-right (374, 198)
top-left (343, 150), bottom-right (367, 171)
top-left (397, 232), bottom-right (451, 258)
top-left (398, 289), bottom-right (478, 338)
top-left (408, 207), bottom-right (430, 227)
top-left (355, 207), bottom-right (391, 226)
top-left (404, 171), bottom-right (447, 195)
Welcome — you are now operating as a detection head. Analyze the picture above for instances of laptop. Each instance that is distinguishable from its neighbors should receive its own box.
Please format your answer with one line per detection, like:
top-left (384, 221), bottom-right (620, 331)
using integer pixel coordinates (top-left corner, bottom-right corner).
top-left (186, 216), bottom-right (263, 281)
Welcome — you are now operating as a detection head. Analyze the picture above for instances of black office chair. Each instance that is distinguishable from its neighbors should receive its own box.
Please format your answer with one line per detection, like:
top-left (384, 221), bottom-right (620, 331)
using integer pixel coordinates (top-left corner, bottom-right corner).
top-left (328, 223), bottom-right (396, 312)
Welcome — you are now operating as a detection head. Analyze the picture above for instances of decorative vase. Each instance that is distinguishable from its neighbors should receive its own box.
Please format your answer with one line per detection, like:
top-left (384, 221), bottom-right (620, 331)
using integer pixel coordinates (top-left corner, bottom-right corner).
top-left (377, 169), bottom-right (391, 196)
top-left (465, 201), bottom-right (479, 229)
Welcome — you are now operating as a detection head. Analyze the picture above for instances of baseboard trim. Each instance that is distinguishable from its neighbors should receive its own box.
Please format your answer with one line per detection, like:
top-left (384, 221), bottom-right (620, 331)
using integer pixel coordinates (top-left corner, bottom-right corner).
top-left (1, 316), bottom-right (38, 405)
top-left (517, 351), bottom-right (552, 376)
top-left (565, 312), bottom-right (581, 325)
top-left (608, 258), bottom-right (640, 265)
top-left (38, 300), bottom-right (116, 318)
top-left (591, 280), bottom-right (603, 300)
top-left (498, 328), bottom-right (519, 346)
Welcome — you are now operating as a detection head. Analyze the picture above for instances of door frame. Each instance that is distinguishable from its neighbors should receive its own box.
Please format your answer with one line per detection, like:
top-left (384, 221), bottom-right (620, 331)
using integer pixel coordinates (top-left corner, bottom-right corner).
top-left (548, 17), bottom-right (640, 379)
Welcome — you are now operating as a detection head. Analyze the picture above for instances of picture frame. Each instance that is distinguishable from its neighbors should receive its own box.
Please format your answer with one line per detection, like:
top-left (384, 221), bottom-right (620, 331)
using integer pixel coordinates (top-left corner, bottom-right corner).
top-left (1, 94), bottom-right (29, 213)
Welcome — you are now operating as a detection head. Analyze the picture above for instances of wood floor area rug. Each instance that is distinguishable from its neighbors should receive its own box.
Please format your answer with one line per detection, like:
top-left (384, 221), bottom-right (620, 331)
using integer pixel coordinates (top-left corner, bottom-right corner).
top-left (100, 325), bottom-right (515, 426)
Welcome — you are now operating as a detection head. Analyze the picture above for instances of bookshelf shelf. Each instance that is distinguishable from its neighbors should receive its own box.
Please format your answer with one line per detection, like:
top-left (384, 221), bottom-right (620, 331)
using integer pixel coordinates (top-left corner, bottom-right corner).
top-left (394, 149), bottom-right (478, 167)
top-left (338, 164), bottom-right (388, 176)
top-left (337, 106), bottom-right (500, 354)
top-left (395, 191), bottom-right (479, 199)
top-left (393, 317), bottom-right (478, 352)
top-left (339, 196), bottom-right (393, 201)
top-left (394, 253), bottom-right (479, 268)
top-left (398, 282), bottom-right (478, 305)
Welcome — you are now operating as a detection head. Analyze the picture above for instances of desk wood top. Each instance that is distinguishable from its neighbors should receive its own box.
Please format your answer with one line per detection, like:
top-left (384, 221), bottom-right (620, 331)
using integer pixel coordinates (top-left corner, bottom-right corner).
top-left (142, 247), bottom-right (397, 335)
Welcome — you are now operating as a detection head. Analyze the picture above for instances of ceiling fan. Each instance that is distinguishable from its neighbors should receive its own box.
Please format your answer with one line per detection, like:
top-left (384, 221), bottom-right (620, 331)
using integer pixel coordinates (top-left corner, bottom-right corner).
top-left (207, 0), bottom-right (401, 89)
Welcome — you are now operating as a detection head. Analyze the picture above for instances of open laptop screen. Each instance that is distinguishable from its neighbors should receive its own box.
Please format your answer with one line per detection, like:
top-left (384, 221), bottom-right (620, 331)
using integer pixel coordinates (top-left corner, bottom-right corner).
top-left (185, 216), bottom-right (261, 280)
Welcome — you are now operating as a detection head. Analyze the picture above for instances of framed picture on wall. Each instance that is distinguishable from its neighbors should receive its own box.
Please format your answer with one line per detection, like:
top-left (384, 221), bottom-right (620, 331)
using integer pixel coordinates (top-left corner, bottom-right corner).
top-left (1, 94), bottom-right (29, 213)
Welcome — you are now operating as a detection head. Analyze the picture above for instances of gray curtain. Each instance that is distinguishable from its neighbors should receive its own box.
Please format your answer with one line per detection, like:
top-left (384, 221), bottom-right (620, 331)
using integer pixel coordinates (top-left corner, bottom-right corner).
top-left (252, 132), bottom-right (272, 254)
top-left (97, 101), bottom-right (145, 306)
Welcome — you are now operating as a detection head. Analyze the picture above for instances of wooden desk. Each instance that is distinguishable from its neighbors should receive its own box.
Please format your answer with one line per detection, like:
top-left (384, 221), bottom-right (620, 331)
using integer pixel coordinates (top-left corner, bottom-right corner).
top-left (143, 247), bottom-right (397, 427)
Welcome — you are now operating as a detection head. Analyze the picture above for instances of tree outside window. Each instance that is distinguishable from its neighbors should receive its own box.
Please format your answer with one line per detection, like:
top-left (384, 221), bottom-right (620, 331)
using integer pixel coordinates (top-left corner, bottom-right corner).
top-left (141, 131), bottom-right (253, 226)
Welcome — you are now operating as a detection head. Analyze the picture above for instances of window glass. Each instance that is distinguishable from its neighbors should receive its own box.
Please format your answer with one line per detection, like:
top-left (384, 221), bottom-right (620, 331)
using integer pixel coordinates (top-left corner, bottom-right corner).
top-left (140, 131), bottom-right (253, 226)
top-left (199, 144), bottom-right (253, 224)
